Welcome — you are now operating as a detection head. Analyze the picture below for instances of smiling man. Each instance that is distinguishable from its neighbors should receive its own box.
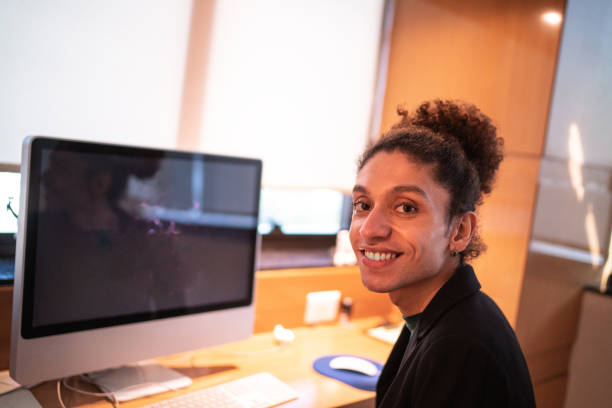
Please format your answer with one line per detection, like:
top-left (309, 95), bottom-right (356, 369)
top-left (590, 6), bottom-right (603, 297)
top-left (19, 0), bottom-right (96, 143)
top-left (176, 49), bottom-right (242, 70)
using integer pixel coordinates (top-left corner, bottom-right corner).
top-left (350, 100), bottom-right (535, 408)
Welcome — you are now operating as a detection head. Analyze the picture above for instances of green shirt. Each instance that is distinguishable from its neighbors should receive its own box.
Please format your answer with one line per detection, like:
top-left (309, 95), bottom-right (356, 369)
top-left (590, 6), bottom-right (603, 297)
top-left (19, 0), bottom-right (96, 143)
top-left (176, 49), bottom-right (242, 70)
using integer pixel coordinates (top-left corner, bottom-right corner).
top-left (402, 313), bottom-right (421, 336)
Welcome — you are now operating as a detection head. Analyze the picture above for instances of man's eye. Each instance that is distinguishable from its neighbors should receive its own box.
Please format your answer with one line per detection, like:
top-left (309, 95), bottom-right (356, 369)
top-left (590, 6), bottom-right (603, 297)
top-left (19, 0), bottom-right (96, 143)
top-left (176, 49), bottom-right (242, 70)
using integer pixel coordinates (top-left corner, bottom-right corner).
top-left (352, 200), bottom-right (371, 213)
top-left (396, 203), bottom-right (416, 214)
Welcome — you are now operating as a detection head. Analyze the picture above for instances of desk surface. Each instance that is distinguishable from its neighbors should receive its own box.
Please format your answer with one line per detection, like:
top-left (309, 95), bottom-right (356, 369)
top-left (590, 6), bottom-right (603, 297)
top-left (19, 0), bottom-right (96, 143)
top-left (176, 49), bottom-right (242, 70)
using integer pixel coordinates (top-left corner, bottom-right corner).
top-left (32, 317), bottom-right (394, 407)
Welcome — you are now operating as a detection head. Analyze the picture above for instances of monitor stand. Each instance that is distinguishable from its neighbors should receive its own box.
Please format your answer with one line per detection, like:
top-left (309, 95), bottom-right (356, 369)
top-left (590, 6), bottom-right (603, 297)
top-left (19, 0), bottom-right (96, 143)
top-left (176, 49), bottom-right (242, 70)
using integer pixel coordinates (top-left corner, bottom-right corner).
top-left (84, 361), bottom-right (192, 402)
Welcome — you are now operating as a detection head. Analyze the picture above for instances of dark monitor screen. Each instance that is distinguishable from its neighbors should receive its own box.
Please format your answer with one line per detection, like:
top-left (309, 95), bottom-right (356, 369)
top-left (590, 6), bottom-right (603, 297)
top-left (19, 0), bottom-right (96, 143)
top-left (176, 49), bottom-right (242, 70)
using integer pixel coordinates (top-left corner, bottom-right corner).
top-left (21, 138), bottom-right (261, 339)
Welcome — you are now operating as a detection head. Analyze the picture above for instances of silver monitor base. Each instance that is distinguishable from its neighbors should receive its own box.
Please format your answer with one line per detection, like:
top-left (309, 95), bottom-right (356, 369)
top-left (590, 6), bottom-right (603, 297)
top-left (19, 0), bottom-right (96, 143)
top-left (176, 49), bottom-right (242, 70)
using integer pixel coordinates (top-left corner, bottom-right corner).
top-left (85, 361), bottom-right (192, 402)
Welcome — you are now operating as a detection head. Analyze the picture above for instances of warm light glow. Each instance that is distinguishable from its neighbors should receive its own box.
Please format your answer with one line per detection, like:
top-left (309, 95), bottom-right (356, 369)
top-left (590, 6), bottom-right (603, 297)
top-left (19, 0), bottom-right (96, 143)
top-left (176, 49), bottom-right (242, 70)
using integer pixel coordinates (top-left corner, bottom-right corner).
top-left (585, 204), bottom-right (601, 269)
top-left (600, 229), bottom-right (612, 292)
top-left (542, 11), bottom-right (563, 25)
top-left (568, 123), bottom-right (585, 201)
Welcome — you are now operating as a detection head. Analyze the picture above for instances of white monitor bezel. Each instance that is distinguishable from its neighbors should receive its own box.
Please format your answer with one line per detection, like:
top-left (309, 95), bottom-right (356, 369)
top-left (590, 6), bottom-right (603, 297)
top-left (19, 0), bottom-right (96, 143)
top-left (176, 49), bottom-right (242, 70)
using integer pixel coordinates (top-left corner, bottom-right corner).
top-left (10, 136), bottom-right (260, 385)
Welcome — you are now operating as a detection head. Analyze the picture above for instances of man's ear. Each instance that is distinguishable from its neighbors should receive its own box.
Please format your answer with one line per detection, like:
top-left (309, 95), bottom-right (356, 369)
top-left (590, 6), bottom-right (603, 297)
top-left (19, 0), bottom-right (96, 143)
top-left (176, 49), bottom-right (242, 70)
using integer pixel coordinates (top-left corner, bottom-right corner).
top-left (449, 212), bottom-right (477, 253)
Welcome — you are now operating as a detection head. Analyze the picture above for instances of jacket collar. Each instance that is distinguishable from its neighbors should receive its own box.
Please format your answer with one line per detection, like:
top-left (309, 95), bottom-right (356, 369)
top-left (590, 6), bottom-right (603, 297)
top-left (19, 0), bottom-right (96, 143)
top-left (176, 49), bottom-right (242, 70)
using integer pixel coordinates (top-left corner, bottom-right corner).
top-left (415, 263), bottom-right (481, 341)
top-left (397, 264), bottom-right (481, 371)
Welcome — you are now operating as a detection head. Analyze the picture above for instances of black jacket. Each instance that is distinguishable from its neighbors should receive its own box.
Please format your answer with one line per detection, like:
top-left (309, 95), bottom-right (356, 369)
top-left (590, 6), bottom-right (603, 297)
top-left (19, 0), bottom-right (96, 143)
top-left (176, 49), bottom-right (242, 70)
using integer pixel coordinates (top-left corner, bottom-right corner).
top-left (376, 264), bottom-right (536, 408)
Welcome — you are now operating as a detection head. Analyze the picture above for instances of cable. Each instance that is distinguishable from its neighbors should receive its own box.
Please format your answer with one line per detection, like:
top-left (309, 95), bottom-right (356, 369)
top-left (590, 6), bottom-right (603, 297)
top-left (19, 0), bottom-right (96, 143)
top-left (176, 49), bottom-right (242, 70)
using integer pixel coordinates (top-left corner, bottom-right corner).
top-left (57, 376), bottom-right (119, 408)
top-left (57, 380), bottom-right (66, 408)
top-left (57, 372), bottom-right (193, 408)
top-left (53, 340), bottom-right (291, 407)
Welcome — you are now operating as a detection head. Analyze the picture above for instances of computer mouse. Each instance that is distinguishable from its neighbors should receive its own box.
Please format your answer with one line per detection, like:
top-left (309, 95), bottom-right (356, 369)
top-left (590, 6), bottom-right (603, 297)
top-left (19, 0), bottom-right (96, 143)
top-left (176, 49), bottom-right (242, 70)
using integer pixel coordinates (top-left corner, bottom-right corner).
top-left (328, 356), bottom-right (380, 376)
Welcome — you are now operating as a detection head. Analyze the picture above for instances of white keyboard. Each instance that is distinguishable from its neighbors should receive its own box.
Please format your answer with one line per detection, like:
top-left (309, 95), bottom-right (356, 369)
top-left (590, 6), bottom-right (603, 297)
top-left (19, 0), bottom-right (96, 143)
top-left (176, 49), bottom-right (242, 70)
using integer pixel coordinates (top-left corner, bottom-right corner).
top-left (141, 372), bottom-right (298, 408)
top-left (367, 322), bottom-right (403, 344)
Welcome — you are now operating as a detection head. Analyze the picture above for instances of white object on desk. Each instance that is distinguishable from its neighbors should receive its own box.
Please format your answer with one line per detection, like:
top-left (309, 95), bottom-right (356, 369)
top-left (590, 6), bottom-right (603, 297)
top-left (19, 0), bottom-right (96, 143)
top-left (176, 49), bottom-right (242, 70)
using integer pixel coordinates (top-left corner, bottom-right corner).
top-left (304, 290), bottom-right (341, 325)
top-left (366, 323), bottom-right (403, 345)
top-left (329, 356), bottom-right (380, 377)
top-left (84, 361), bottom-right (192, 402)
top-left (140, 372), bottom-right (298, 408)
top-left (273, 324), bottom-right (295, 344)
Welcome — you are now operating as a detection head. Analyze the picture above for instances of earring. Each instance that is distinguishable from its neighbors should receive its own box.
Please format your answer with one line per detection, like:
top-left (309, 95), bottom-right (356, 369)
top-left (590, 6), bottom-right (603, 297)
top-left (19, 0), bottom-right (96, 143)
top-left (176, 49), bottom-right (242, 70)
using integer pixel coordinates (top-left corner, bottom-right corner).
top-left (450, 250), bottom-right (458, 257)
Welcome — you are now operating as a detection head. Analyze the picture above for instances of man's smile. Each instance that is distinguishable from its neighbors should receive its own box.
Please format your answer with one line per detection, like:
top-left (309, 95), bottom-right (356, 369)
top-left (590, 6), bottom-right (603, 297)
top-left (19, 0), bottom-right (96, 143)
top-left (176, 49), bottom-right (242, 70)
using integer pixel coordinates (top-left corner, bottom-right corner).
top-left (358, 248), bottom-right (404, 267)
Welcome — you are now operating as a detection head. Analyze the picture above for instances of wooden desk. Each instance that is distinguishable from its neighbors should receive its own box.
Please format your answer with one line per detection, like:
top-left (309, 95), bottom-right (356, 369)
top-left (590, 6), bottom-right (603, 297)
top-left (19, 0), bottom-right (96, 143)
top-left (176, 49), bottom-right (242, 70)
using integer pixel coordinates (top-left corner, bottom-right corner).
top-left (32, 317), bottom-right (394, 407)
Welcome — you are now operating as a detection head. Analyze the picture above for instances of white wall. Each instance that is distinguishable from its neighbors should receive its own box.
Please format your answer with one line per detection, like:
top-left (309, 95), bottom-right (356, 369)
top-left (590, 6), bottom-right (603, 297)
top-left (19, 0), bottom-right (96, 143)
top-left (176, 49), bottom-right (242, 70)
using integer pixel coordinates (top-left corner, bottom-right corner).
top-left (0, 0), bottom-right (193, 163)
top-left (532, 0), bottom-right (612, 259)
top-left (193, 0), bottom-right (385, 190)
top-left (544, 0), bottom-right (612, 167)
top-left (0, 0), bottom-right (385, 191)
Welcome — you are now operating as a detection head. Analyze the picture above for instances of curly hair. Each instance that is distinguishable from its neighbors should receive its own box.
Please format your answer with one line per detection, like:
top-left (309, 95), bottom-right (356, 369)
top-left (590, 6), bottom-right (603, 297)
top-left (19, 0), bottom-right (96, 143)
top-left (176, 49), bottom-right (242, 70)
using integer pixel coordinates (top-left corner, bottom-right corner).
top-left (357, 99), bottom-right (503, 262)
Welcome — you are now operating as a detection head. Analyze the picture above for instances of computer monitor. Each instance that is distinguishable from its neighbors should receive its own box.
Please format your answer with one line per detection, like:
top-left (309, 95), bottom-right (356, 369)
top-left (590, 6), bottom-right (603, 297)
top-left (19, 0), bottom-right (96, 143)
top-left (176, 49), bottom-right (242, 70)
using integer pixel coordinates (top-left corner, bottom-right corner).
top-left (10, 136), bottom-right (262, 393)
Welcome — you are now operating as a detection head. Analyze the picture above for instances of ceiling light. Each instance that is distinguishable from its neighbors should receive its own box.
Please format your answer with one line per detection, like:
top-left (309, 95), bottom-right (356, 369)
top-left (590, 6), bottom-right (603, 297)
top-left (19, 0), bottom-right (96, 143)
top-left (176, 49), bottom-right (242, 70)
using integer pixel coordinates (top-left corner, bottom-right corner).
top-left (542, 11), bottom-right (563, 25)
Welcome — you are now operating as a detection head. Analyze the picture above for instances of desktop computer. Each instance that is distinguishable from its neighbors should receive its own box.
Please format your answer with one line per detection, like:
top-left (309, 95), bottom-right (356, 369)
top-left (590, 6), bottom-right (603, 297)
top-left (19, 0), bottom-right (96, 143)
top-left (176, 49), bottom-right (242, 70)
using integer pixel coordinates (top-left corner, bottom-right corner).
top-left (10, 136), bottom-right (263, 398)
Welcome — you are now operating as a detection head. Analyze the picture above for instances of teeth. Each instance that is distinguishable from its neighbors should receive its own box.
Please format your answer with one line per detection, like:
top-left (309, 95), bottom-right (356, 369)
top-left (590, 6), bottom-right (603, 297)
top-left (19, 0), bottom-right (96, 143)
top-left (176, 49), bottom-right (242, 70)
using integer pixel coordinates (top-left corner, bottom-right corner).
top-left (364, 251), bottom-right (397, 261)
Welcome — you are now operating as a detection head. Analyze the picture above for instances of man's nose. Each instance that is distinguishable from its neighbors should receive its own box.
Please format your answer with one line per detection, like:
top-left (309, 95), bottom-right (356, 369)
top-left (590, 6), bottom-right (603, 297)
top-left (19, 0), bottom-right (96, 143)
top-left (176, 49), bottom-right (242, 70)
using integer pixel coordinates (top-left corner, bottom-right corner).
top-left (359, 206), bottom-right (391, 242)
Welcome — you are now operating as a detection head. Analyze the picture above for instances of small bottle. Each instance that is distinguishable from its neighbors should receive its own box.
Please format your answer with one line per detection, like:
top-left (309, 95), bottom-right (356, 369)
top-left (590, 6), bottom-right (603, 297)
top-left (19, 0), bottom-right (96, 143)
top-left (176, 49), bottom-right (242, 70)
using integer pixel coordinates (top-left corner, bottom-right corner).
top-left (339, 297), bottom-right (353, 325)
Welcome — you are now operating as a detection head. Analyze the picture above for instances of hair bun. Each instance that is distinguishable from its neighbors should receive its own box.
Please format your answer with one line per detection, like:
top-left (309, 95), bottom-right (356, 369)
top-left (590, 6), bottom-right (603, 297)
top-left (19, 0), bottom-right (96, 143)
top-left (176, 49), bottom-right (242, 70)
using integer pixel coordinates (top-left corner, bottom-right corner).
top-left (408, 99), bottom-right (503, 194)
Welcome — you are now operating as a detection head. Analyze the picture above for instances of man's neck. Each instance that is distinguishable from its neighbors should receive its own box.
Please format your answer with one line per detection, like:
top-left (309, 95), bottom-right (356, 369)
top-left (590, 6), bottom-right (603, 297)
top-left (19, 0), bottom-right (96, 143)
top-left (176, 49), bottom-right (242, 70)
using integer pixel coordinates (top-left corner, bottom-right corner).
top-left (389, 260), bottom-right (458, 316)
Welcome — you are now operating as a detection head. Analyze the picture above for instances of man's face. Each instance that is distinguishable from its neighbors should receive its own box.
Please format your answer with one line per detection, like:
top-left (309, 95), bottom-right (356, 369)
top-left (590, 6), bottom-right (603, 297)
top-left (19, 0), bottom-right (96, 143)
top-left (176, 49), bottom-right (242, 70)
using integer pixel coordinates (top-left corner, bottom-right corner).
top-left (349, 151), bottom-right (453, 297)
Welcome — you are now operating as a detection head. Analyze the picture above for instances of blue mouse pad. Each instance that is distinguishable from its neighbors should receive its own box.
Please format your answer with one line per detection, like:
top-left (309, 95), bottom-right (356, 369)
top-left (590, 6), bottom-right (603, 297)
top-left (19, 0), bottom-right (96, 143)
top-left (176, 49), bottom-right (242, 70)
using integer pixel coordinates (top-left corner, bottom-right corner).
top-left (313, 354), bottom-right (383, 391)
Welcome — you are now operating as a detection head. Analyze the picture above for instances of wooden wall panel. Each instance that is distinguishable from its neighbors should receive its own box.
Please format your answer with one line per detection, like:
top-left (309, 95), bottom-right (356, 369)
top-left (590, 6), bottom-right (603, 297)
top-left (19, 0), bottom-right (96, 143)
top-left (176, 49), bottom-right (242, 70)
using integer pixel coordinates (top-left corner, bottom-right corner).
top-left (254, 266), bottom-right (396, 333)
top-left (472, 154), bottom-right (540, 326)
top-left (381, 0), bottom-right (564, 156)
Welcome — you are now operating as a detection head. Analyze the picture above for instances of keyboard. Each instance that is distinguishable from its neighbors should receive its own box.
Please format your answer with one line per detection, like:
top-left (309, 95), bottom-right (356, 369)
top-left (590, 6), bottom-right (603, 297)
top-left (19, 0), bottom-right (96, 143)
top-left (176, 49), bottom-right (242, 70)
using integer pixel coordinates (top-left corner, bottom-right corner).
top-left (141, 372), bottom-right (298, 408)
top-left (366, 322), bottom-right (403, 345)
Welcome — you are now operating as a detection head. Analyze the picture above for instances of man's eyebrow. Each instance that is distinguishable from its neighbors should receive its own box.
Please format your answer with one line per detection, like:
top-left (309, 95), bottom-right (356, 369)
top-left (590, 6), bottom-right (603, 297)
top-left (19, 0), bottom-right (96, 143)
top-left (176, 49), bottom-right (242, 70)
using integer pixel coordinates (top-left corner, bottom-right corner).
top-left (392, 185), bottom-right (428, 198)
top-left (352, 185), bottom-right (367, 194)
top-left (352, 184), bottom-right (429, 200)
